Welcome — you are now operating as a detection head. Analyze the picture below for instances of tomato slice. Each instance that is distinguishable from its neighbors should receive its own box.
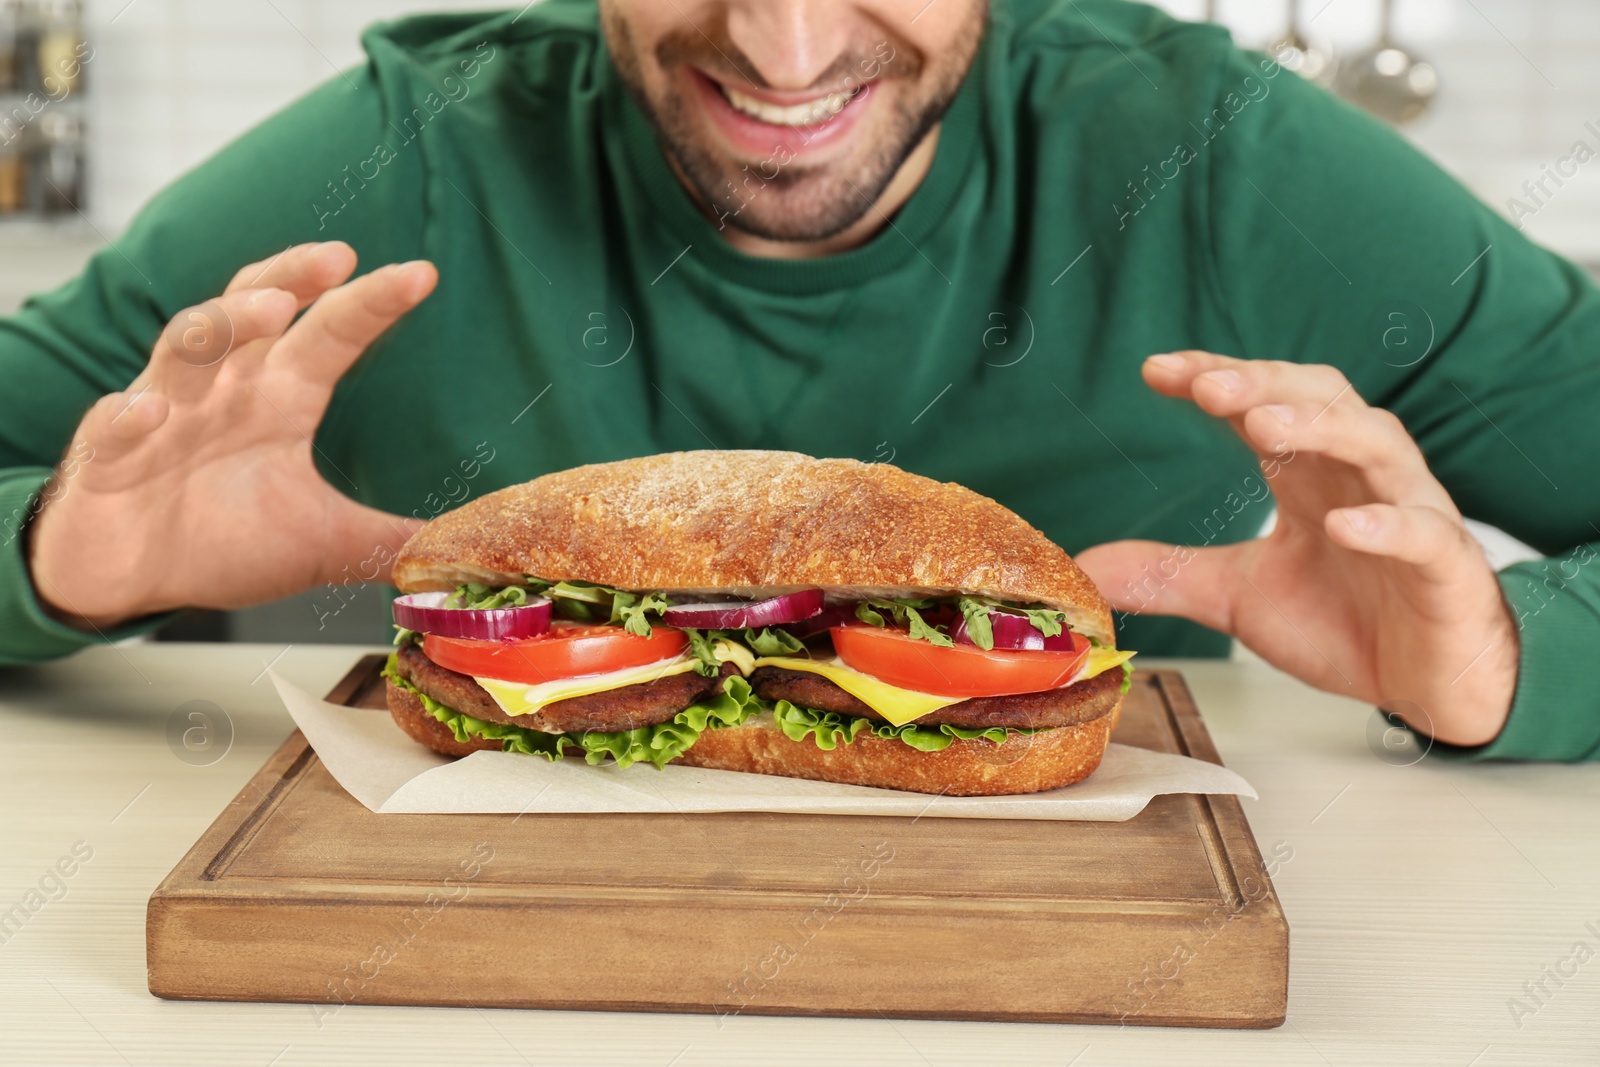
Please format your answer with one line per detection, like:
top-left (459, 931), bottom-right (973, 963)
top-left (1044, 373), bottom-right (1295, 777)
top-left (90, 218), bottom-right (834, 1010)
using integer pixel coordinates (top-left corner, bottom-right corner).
top-left (830, 624), bottom-right (1090, 699)
top-left (423, 622), bottom-right (689, 685)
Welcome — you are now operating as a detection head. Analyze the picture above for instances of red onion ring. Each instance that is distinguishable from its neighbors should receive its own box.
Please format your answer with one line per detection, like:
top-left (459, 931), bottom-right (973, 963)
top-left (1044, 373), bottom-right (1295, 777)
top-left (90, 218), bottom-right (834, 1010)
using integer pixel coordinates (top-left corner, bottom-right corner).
top-left (661, 589), bottom-right (824, 630)
top-left (778, 602), bottom-right (862, 640)
top-left (953, 610), bottom-right (1081, 652)
top-left (393, 591), bottom-right (553, 641)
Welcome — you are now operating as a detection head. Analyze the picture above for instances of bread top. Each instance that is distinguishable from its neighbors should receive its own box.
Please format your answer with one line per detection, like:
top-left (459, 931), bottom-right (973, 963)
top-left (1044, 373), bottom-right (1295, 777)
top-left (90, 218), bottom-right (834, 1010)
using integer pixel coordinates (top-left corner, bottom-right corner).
top-left (392, 450), bottom-right (1116, 645)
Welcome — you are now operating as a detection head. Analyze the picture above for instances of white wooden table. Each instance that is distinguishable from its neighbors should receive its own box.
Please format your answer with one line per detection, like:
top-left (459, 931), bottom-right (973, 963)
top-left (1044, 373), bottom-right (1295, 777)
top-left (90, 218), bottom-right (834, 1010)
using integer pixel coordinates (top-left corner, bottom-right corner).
top-left (1, 643), bottom-right (1595, 1065)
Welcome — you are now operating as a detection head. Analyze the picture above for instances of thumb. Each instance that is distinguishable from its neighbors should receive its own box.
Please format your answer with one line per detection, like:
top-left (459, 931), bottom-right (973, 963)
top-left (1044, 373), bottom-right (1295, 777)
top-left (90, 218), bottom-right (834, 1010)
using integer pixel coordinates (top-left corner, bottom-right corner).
top-left (1074, 539), bottom-right (1244, 634)
top-left (320, 501), bottom-right (427, 587)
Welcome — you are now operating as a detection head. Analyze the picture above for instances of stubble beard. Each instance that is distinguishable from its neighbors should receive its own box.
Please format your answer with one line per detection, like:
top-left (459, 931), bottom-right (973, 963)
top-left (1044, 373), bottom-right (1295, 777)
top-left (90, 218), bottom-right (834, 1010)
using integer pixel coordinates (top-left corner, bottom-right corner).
top-left (605, 11), bottom-right (984, 242)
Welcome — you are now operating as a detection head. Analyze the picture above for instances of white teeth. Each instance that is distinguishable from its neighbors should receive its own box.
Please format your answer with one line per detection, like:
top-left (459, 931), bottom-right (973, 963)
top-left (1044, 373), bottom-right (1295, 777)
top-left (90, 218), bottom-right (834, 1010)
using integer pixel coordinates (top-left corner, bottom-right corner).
top-left (722, 85), bottom-right (856, 127)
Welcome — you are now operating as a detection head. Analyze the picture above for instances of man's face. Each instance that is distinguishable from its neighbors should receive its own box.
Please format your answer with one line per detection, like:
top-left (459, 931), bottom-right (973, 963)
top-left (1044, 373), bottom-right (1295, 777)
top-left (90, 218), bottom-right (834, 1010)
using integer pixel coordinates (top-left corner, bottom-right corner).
top-left (602, 0), bottom-right (986, 242)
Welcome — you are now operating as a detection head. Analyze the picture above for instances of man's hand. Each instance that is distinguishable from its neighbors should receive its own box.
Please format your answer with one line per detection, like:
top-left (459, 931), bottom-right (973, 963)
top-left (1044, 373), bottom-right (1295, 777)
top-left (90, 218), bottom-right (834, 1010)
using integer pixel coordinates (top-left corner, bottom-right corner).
top-left (26, 241), bottom-right (438, 630)
top-left (1075, 351), bottom-right (1520, 747)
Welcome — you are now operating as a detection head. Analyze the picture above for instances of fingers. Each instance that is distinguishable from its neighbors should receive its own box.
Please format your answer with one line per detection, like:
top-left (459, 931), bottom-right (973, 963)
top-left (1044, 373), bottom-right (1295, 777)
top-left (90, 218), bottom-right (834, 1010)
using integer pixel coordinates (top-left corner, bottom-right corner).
top-left (1143, 350), bottom-right (1452, 511)
top-left (1145, 351), bottom-right (1357, 417)
top-left (1074, 538), bottom-right (1247, 635)
top-left (225, 241), bottom-right (359, 309)
top-left (74, 387), bottom-right (172, 464)
top-left (148, 287), bottom-right (298, 398)
top-left (267, 261), bottom-right (438, 388)
top-left (1324, 503), bottom-right (1481, 585)
top-left (1238, 399), bottom-right (1458, 515)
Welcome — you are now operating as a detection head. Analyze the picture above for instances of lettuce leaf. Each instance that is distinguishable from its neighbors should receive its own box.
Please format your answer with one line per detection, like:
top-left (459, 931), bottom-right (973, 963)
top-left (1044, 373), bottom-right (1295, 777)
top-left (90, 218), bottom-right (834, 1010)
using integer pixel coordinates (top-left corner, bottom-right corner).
top-left (731, 626), bottom-right (806, 657)
top-left (854, 598), bottom-right (953, 647)
top-left (679, 627), bottom-right (724, 677)
top-left (445, 579), bottom-right (670, 631)
top-left (859, 594), bottom-right (1078, 650)
top-left (679, 625), bottom-right (807, 673)
top-left (772, 700), bottom-right (1040, 753)
top-left (424, 581), bottom-right (821, 662)
top-left (611, 590), bottom-right (671, 637)
top-left (381, 647), bottom-right (1083, 763)
top-left (381, 655), bottom-right (760, 769)
top-left (1022, 608), bottom-right (1068, 637)
top-left (956, 596), bottom-right (994, 650)
top-left (447, 585), bottom-right (1084, 648)
top-left (773, 700), bottom-right (872, 750)
top-left (955, 594), bottom-right (1071, 648)
top-left (447, 582), bottom-right (543, 610)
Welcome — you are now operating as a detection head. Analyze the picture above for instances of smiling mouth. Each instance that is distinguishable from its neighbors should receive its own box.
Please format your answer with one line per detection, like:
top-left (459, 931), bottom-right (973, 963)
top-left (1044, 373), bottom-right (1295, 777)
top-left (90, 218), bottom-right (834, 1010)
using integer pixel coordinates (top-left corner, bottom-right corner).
top-left (717, 82), bottom-right (864, 128)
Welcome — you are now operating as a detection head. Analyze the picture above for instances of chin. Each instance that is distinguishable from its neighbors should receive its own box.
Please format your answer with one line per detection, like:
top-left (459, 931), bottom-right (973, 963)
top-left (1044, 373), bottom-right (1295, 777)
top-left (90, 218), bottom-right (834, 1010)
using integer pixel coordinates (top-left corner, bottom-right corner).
top-left (677, 122), bottom-right (913, 243)
top-left (711, 180), bottom-right (877, 242)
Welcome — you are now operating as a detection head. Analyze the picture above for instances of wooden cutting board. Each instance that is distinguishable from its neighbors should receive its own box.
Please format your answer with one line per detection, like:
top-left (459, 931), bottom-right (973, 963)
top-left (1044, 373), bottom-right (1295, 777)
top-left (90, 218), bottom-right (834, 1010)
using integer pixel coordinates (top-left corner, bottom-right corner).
top-left (147, 657), bottom-right (1287, 1027)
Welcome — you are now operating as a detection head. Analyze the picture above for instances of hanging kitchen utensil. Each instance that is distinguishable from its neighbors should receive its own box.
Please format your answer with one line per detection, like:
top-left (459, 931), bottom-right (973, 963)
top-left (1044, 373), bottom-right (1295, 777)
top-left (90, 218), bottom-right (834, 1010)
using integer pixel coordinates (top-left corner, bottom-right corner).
top-left (1268, 0), bottom-right (1338, 88)
top-left (1337, 0), bottom-right (1438, 124)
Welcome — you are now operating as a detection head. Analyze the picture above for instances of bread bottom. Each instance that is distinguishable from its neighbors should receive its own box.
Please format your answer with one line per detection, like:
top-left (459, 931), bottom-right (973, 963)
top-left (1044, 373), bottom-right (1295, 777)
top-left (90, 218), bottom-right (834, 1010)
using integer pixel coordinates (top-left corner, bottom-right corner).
top-left (387, 680), bottom-right (502, 757)
top-left (386, 678), bottom-right (1122, 796)
top-left (677, 707), bottom-right (1118, 796)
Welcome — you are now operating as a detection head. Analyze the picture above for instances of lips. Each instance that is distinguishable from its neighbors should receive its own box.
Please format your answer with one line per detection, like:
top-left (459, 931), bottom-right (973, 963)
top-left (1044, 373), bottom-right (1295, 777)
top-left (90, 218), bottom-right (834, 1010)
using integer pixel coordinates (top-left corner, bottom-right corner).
top-left (688, 68), bottom-right (875, 159)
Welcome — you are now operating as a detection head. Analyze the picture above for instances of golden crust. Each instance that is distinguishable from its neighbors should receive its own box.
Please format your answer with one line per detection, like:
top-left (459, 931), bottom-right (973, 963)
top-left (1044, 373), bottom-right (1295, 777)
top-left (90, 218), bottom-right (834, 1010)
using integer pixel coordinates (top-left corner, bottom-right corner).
top-left (392, 451), bottom-right (1114, 644)
top-left (675, 701), bottom-right (1121, 796)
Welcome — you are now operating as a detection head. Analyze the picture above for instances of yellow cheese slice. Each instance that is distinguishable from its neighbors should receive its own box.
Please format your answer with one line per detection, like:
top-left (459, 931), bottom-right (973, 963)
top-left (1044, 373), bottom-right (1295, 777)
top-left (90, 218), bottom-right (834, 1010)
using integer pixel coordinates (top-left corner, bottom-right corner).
top-left (474, 639), bottom-right (755, 720)
top-left (750, 656), bottom-right (963, 727)
top-left (752, 644), bottom-right (1137, 728)
top-left (1083, 645), bottom-right (1137, 679)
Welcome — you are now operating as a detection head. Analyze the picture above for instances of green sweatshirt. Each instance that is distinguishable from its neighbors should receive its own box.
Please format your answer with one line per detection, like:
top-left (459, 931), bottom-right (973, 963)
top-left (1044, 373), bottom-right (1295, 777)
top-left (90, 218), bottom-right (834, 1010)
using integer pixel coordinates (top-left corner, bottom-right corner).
top-left (2, 0), bottom-right (1597, 760)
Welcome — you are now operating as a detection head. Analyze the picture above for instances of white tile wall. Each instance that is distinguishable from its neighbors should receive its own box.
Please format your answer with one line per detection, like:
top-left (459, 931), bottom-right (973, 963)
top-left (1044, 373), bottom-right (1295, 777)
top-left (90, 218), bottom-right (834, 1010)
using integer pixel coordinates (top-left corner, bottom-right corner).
top-left (59, 0), bottom-right (1600, 264)
top-left (81, 0), bottom-right (496, 228)
top-left (1154, 0), bottom-right (1600, 262)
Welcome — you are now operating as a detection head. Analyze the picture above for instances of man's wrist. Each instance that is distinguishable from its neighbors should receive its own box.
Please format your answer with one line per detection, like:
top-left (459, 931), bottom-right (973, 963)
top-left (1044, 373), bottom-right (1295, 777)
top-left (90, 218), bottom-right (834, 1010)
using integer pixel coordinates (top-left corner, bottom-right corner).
top-left (22, 486), bottom-right (139, 633)
top-left (1424, 565), bottom-right (1600, 761)
top-left (1425, 611), bottom-right (1520, 747)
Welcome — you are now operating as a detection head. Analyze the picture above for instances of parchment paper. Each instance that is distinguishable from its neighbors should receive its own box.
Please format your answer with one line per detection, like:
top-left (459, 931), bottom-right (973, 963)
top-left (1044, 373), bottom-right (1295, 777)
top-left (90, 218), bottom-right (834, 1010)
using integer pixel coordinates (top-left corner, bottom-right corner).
top-left (270, 671), bottom-right (1256, 822)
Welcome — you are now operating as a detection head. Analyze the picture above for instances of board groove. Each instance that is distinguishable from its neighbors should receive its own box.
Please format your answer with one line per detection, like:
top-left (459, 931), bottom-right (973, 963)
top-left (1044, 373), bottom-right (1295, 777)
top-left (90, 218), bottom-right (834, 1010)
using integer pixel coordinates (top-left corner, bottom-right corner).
top-left (200, 744), bottom-right (317, 883)
top-left (147, 660), bottom-right (1288, 1027)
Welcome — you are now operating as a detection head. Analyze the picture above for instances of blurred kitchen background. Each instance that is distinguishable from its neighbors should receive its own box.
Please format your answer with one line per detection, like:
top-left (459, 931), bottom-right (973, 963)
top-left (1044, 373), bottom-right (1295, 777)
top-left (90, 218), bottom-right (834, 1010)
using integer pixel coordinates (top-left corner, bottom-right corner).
top-left (0, 0), bottom-right (1590, 644)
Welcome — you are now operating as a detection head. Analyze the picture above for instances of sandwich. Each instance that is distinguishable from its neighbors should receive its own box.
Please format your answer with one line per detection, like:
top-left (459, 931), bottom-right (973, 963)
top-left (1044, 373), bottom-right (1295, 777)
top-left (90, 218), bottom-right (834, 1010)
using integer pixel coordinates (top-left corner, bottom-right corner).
top-left (382, 451), bottom-right (1134, 796)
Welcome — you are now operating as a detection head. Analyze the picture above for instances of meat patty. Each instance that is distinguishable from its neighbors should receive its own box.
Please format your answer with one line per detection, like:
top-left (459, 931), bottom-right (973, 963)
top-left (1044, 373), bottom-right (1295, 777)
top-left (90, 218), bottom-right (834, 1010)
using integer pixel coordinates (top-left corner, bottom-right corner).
top-left (393, 642), bottom-right (733, 734)
top-left (747, 663), bottom-right (1124, 731)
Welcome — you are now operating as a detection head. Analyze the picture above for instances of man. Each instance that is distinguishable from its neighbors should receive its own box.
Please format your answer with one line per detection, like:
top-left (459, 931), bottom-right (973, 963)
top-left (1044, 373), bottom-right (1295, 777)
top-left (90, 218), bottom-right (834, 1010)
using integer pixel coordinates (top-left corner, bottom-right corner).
top-left (2, 0), bottom-right (1596, 760)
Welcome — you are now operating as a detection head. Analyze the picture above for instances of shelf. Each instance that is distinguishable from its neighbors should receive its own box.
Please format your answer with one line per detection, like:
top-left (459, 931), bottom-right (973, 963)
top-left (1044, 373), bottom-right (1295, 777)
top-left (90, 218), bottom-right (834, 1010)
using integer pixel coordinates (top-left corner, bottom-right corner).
top-left (0, 213), bottom-right (98, 242)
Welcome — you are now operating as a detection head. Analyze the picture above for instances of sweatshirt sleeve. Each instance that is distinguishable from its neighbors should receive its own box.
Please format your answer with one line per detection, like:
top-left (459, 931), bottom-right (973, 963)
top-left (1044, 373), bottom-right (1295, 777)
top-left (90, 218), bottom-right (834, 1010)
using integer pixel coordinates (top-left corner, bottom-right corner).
top-left (0, 52), bottom-right (427, 666)
top-left (1202, 45), bottom-right (1600, 760)
top-left (1423, 557), bottom-right (1600, 761)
